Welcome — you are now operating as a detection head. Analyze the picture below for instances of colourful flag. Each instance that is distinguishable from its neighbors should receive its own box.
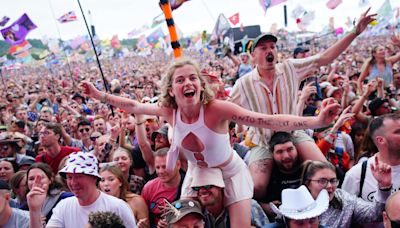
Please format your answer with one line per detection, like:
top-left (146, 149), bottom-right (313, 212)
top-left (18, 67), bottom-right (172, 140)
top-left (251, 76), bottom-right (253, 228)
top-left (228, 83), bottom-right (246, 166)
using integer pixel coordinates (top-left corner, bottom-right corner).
top-left (151, 13), bottom-right (164, 28)
top-left (291, 5), bottom-right (306, 19)
top-left (210, 14), bottom-right (231, 43)
top-left (0, 16), bottom-right (10, 27)
top-left (146, 27), bottom-right (165, 44)
top-left (111, 35), bottom-right (121, 49)
top-left (136, 34), bottom-right (148, 49)
top-left (326, 0), bottom-right (342, 10)
top-left (70, 35), bottom-right (87, 49)
top-left (259, 0), bottom-right (287, 14)
top-left (228, 13), bottom-right (240, 26)
top-left (57, 11), bottom-right (77, 23)
top-left (8, 40), bottom-right (32, 56)
top-left (1, 13), bottom-right (37, 45)
top-left (170, 0), bottom-right (189, 10)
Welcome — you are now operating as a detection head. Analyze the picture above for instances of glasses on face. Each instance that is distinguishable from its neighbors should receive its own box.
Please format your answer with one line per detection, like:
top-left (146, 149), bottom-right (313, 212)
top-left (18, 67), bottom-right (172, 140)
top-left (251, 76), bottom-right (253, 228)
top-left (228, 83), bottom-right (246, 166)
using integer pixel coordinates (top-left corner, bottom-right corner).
top-left (79, 128), bottom-right (91, 133)
top-left (192, 185), bottom-right (213, 191)
top-left (309, 178), bottom-right (339, 187)
top-left (38, 131), bottom-right (52, 136)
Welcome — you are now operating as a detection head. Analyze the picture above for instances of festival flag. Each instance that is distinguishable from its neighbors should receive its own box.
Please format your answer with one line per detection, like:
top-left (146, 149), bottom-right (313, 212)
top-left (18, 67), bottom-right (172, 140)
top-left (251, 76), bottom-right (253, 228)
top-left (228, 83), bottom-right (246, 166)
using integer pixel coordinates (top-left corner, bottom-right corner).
top-left (1, 13), bottom-right (37, 45)
top-left (326, 0), bottom-right (342, 10)
top-left (136, 34), bottom-right (149, 49)
top-left (259, 0), bottom-right (287, 14)
top-left (8, 40), bottom-right (32, 56)
top-left (291, 5), bottom-right (306, 19)
top-left (170, 0), bottom-right (190, 10)
top-left (111, 35), bottom-right (121, 49)
top-left (70, 35), bottom-right (87, 49)
top-left (127, 25), bottom-right (149, 38)
top-left (0, 16), bottom-right (10, 27)
top-left (210, 13), bottom-right (231, 43)
top-left (57, 11), bottom-right (77, 23)
top-left (146, 27), bottom-right (165, 44)
top-left (228, 13), bottom-right (240, 26)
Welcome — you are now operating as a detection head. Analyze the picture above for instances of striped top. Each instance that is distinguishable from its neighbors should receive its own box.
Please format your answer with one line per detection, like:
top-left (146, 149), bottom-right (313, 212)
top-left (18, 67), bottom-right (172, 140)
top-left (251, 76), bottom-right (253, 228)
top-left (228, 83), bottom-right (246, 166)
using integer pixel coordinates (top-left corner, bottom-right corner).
top-left (229, 54), bottom-right (320, 147)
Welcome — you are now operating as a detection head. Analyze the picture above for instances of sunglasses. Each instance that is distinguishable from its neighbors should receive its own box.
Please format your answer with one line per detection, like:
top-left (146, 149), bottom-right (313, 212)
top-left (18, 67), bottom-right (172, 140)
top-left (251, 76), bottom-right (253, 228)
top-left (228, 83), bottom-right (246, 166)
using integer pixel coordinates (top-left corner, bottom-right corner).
top-left (79, 128), bottom-right (91, 133)
top-left (192, 185), bottom-right (213, 191)
top-left (38, 131), bottom-right (52, 136)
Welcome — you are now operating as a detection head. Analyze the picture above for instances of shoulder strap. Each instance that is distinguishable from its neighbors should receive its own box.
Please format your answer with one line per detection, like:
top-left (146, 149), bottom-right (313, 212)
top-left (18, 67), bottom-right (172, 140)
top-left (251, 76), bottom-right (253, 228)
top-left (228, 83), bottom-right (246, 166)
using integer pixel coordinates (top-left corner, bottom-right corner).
top-left (174, 170), bottom-right (185, 201)
top-left (358, 160), bottom-right (368, 198)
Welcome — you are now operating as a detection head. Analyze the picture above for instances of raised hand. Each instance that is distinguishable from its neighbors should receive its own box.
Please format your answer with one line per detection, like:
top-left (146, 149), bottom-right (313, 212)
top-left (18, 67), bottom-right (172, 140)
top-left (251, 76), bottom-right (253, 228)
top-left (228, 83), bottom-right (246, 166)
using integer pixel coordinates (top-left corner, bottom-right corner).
top-left (27, 175), bottom-right (47, 212)
top-left (300, 81), bottom-right (317, 102)
top-left (391, 34), bottom-right (400, 47)
top-left (79, 81), bottom-right (101, 99)
top-left (355, 8), bottom-right (377, 35)
top-left (318, 98), bottom-right (342, 126)
top-left (332, 106), bottom-right (354, 132)
top-left (370, 156), bottom-right (392, 189)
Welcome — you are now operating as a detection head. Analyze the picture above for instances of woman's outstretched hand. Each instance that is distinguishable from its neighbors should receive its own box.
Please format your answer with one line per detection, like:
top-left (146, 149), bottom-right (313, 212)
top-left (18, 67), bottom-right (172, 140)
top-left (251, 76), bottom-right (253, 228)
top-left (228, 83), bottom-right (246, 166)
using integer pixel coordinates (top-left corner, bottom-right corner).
top-left (80, 81), bottom-right (101, 99)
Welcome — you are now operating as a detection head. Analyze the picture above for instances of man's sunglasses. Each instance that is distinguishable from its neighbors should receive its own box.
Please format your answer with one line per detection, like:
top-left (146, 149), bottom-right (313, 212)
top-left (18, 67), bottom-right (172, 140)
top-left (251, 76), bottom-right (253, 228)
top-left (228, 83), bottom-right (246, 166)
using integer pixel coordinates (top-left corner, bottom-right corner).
top-left (192, 185), bottom-right (213, 191)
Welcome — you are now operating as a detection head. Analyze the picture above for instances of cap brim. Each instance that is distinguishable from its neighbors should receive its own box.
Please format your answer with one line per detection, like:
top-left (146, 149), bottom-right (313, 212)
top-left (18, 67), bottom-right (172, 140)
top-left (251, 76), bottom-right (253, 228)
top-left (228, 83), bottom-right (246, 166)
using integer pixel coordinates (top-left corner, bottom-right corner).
top-left (272, 190), bottom-right (329, 220)
top-left (252, 34), bottom-right (278, 52)
top-left (169, 211), bottom-right (205, 224)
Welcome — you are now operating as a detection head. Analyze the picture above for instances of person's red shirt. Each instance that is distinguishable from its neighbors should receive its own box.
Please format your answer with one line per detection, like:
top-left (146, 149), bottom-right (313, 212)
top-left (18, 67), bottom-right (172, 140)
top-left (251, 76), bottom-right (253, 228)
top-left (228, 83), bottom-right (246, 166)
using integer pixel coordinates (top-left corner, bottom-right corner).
top-left (35, 146), bottom-right (81, 173)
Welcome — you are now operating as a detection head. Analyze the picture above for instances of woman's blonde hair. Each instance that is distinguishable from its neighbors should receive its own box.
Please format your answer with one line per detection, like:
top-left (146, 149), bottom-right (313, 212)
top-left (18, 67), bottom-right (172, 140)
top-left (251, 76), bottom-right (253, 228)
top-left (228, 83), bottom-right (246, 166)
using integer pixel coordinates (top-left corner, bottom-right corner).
top-left (159, 59), bottom-right (214, 109)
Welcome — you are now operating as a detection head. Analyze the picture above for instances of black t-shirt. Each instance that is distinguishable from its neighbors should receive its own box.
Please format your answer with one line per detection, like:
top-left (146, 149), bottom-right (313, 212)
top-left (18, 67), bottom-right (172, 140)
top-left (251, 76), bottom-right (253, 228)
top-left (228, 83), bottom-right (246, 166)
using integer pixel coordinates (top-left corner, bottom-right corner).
top-left (263, 165), bottom-right (303, 203)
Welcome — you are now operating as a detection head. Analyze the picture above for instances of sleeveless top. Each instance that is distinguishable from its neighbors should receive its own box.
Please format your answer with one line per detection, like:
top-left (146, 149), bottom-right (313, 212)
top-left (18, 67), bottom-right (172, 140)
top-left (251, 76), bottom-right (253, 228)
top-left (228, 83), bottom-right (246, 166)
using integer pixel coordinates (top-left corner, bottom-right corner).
top-left (368, 62), bottom-right (393, 87)
top-left (173, 105), bottom-right (232, 168)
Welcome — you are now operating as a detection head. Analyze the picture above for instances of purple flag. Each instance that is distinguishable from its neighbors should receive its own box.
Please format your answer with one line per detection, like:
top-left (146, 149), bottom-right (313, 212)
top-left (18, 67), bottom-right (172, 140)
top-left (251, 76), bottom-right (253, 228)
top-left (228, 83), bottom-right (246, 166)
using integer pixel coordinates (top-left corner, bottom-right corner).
top-left (1, 13), bottom-right (37, 45)
top-left (0, 16), bottom-right (10, 27)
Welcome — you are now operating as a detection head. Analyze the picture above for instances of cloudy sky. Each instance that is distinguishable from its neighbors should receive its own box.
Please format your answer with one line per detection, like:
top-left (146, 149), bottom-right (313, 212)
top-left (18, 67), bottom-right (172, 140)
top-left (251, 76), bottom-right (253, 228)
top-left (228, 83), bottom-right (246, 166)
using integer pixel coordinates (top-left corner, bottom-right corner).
top-left (1, 0), bottom-right (399, 40)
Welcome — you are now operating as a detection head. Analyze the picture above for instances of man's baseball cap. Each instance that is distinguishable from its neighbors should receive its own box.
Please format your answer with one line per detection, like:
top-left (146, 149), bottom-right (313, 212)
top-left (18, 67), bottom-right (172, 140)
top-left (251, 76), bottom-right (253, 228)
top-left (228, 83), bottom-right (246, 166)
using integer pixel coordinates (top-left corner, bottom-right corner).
top-left (368, 98), bottom-right (389, 116)
top-left (293, 47), bottom-right (309, 57)
top-left (164, 199), bottom-right (205, 224)
top-left (251, 33), bottom-right (278, 52)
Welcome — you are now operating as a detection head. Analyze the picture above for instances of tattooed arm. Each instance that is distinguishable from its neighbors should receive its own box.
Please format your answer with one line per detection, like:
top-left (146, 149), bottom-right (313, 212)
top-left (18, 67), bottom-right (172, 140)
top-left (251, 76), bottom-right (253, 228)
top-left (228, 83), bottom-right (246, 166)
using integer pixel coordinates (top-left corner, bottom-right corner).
top-left (212, 98), bottom-right (341, 131)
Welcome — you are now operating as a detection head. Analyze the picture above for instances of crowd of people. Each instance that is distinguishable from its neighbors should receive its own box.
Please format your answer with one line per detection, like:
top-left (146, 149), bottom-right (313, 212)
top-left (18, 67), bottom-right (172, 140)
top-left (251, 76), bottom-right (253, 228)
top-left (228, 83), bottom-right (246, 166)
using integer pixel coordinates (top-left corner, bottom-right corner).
top-left (0, 8), bottom-right (399, 228)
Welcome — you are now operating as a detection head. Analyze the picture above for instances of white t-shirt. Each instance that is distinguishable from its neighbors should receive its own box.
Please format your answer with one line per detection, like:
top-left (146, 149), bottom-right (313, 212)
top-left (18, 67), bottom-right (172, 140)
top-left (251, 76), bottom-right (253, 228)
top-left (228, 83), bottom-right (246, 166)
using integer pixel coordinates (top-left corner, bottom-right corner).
top-left (342, 155), bottom-right (400, 228)
top-left (342, 155), bottom-right (400, 202)
top-left (47, 191), bottom-right (136, 228)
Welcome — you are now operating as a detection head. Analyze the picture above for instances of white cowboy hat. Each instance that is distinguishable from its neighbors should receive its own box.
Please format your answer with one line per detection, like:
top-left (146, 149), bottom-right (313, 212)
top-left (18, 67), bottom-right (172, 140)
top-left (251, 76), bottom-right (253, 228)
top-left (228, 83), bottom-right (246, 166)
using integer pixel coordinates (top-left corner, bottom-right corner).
top-left (270, 185), bottom-right (329, 220)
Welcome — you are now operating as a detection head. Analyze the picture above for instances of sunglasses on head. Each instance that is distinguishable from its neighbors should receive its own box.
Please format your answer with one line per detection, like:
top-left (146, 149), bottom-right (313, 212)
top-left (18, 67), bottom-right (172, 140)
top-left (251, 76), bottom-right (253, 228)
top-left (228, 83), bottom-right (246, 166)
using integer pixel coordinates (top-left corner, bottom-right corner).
top-left (192, 185), bottom-right (213, 191)
top-left (79, 128), bottom-right (91, 133)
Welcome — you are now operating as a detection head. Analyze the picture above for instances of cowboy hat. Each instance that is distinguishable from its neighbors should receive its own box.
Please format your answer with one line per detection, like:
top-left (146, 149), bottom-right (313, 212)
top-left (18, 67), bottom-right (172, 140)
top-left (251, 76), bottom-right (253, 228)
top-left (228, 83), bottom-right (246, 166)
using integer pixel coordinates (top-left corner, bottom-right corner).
top-left (270, 185), bottom-right (329, 220)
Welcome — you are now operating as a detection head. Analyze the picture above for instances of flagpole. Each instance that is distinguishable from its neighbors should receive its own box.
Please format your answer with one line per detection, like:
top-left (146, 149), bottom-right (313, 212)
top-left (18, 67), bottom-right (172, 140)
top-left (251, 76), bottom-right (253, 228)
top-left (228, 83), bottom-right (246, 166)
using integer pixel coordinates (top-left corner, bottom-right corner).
top-left (46, 0), bottom-right (75, 86)
top-left (76, 0), bottom-right (114, 116)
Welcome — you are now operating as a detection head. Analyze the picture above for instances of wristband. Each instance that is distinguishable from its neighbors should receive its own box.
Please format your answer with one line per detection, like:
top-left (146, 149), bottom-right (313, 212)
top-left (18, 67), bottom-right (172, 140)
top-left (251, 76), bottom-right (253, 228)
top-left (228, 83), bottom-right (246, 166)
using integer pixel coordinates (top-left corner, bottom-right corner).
top-left (379, 185), bottom-right (392, 192)
top-left (109, 138), bottom-right (117, 143)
